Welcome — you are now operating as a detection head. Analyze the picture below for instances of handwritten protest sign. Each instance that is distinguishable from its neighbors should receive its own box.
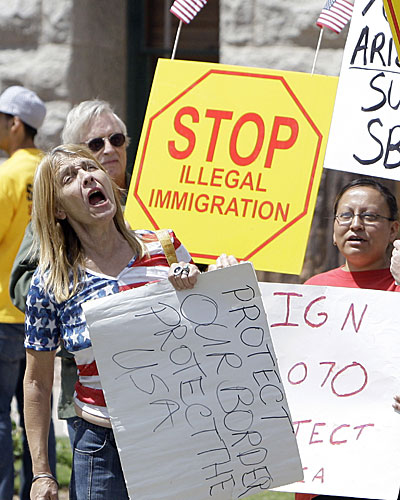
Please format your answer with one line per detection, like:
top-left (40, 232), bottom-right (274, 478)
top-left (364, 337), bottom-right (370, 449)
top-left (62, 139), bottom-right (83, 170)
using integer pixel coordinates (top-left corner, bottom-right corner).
top-left (125, 59), bottom-right (337, 274)
top-left (260, 282), bottom-right (400, 499)
top-left (384, 0), bottom-right (400, 58)
top-left (324, 0), bottom-right (400, 180)
top-left (83, 264), bottom-right (303, 500)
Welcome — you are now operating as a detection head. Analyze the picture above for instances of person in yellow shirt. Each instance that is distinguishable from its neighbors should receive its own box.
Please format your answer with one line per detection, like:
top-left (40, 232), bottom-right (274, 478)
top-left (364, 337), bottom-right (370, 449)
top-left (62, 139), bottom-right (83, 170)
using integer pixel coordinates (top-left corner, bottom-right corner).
top-left (0, 86), bottom-right (52, 500)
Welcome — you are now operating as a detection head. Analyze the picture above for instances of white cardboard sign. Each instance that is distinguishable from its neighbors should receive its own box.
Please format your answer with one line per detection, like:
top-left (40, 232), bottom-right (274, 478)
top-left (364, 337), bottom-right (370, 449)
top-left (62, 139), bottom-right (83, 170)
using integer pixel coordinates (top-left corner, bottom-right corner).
top-left (260, 282), bottom-right (400, 499)
top-left (83, 263), bottom-right (303, 500)
top-left (324, 0), bottom-right (400, 180)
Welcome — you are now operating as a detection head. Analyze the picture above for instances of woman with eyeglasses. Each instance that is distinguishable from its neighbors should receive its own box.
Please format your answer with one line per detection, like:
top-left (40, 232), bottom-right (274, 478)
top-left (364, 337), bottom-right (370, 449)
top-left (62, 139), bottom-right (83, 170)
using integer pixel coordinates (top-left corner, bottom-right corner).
top-left (305, 178), bottom-right (399, 289)
top-left (297, 177), bottom-right (400, 500)
top-left (22, 144), bottom-right (237, 500)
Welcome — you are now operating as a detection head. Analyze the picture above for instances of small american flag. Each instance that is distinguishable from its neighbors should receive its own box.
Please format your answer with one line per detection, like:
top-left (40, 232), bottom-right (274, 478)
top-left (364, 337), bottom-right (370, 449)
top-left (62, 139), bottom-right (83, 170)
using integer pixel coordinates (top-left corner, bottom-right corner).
top-left (170, 0), bottom-right (207, 24)
top-left (316, 0), bottom-right (353, 34)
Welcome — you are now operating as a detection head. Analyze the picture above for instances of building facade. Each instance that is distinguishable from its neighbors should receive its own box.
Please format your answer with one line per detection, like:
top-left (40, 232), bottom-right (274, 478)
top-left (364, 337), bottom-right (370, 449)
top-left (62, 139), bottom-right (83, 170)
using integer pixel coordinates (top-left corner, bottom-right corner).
top-left (1, 0), bottom-right (358, 279)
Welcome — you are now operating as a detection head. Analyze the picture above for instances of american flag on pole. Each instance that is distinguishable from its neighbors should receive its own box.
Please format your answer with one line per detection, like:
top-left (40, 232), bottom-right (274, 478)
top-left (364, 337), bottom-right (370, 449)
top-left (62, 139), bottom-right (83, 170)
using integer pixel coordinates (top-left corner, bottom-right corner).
top-left (170, 0), bottom-right (208, 24)
top-left (316, 0), bottom-right (353, 34)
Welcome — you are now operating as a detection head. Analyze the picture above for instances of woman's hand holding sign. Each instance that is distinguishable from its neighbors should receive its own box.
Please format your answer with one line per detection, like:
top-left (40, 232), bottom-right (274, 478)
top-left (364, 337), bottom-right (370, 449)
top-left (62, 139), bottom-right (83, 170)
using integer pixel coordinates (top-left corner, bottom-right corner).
top-left (168, 254), bottom-right (239, 290)
top-left (169, 262), bottom-right (200, 290)
top-left (207, 253), bottom-right (238, 271)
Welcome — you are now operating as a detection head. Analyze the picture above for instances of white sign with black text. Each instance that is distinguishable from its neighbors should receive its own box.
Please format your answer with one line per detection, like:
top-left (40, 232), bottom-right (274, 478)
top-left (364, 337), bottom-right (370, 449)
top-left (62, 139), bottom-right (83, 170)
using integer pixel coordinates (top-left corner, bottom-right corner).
top-left (324, 0), bottom-right (400, 180)
top-left (83, 263), bottom-right (303, 500)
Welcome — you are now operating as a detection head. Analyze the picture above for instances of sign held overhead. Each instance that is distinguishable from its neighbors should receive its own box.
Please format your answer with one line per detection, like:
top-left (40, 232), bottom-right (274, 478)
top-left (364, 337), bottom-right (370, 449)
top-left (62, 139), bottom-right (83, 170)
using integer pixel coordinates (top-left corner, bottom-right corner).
top-left (126, 59), bottom-right (337, 274)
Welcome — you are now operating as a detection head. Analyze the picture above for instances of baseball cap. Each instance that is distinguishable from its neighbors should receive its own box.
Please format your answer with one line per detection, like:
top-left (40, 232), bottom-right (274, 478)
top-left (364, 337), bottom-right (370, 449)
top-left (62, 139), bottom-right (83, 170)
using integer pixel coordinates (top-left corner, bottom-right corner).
top-left (0, 85), bottom-right (46, 130)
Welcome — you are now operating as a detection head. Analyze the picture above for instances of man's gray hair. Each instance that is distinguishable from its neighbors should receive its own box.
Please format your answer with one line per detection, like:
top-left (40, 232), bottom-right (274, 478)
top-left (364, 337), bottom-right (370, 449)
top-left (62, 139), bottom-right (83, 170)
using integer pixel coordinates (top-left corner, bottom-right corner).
top-left (61, 99), bottom-right (128, 144)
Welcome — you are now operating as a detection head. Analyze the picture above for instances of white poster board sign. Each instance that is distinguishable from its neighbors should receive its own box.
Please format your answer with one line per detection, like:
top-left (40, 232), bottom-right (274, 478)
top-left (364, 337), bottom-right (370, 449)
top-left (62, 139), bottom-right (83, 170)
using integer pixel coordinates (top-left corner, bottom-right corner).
top-left (83, 263), bottom-right (303, 500)
top-left (260, 282), bottom-right (400, 499)
top-left (324, 0), bottom-right (400, 180)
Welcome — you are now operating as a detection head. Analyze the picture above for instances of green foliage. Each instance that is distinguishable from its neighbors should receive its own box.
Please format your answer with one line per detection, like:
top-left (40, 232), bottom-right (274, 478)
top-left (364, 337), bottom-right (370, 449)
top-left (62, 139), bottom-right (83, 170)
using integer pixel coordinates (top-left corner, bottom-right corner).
top-left (56, 436), bottom-right (72, 487)
top-left (248, 492), bottom-right (294, 500)
top-left (56, 437), bottom-right (72, 468)
top-left (12, 420), bottom-right (23, 461)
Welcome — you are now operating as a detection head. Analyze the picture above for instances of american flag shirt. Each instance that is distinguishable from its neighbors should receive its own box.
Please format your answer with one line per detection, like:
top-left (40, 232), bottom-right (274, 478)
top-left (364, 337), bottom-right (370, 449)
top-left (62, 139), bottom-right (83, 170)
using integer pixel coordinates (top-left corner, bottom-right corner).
top-left (25, 229), bottom-right (192, 419)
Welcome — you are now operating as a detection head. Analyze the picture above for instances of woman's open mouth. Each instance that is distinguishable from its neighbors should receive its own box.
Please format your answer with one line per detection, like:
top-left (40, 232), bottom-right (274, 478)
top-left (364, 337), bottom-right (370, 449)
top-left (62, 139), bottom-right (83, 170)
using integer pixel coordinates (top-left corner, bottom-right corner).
top-left (347, 235), bottom-right (366, 243)
top-left (88, 189), bottom-right (106, 206)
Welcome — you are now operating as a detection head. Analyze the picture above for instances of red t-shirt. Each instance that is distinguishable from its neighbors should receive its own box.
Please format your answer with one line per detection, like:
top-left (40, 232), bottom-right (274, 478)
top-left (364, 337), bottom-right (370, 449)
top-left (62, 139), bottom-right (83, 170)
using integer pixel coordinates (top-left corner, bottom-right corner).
top-left (295, 267), bottom-right (399, 500)
top-left (304, 266), bottom-right (400, 291)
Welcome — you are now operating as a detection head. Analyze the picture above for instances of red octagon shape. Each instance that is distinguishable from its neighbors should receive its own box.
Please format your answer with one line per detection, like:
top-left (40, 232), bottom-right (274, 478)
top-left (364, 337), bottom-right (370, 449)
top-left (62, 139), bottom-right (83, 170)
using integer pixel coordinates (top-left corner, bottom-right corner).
top-left (133, 69), bottom-right (322, 261)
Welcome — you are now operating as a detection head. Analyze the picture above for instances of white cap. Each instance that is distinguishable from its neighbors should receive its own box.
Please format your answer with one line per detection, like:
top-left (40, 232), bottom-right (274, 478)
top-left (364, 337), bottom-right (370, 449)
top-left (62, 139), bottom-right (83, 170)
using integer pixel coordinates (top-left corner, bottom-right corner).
top-left (0, 86), bottom-right (46, 130)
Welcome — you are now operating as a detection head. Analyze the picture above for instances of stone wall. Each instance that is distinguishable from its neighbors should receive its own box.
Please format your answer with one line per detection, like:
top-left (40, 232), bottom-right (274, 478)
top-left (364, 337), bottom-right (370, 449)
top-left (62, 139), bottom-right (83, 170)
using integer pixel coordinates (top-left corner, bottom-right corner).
top-left (220, 0), bottom-right (349, 75)
top-left (0, 0), bottom-right (347, 153)
top-left (0, 0), bottom-right (127, 154)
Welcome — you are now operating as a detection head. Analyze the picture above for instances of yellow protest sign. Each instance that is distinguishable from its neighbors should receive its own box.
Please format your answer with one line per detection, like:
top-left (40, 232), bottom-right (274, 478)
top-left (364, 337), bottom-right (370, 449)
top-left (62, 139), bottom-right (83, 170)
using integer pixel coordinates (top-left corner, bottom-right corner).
top-left (384, 0), bottom-right (400, 58)
top-left (125, 59), bottom-right (337, 273)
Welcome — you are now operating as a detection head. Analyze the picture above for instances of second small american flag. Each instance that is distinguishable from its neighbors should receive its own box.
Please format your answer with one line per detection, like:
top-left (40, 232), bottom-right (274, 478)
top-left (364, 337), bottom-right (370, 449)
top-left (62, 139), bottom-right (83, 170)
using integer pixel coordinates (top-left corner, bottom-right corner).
top-left (316, 0), bottom-right (354, 34)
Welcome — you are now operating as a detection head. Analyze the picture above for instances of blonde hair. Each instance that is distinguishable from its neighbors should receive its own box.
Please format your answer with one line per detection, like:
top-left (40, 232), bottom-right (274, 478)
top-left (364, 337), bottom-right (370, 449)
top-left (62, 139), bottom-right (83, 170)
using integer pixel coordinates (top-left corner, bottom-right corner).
top-left (32, 144), bottom-right (145, 302)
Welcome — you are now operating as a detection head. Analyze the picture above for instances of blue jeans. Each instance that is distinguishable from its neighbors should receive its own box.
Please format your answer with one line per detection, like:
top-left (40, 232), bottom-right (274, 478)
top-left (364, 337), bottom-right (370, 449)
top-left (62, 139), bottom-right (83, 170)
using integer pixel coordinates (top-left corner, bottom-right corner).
top-left (70, 418), bottom-right (129, 500)
top-left (0, 323), bottom-right (26, 500)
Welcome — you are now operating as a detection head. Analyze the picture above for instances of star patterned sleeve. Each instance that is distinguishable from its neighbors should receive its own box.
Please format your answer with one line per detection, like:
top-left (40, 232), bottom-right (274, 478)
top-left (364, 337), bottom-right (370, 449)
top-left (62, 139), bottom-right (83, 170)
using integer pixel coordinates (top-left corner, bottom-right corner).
top-left (24, 270), bottom-right (61, 351)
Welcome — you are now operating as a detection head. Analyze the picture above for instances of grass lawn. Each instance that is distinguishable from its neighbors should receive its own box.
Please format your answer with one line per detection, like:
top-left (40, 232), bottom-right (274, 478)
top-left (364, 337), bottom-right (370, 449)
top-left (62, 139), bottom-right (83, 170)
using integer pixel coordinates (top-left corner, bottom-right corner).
top-left (248, 492), bottom-right (294, 500)
top-left (248, 491), bottom-right (294, 500)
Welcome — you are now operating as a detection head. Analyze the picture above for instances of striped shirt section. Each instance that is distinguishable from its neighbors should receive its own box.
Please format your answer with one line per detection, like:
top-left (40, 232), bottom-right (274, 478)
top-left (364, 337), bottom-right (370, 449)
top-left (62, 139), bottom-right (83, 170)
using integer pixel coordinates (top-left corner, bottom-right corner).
top-left (25, 229), bottom-right (192, 419)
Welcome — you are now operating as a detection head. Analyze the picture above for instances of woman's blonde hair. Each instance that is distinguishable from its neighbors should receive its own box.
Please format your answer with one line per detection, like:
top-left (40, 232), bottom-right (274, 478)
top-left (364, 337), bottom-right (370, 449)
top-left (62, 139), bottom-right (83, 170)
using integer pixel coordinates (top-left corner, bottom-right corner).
top-left (32, 144), bottom-right (145, 302)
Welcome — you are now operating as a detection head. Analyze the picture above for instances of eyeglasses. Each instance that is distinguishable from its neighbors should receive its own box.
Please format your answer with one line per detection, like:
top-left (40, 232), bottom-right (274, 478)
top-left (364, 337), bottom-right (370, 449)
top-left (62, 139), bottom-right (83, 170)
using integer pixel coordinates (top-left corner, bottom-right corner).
top-left (335, 211), bottom-right (395, 225)
top-left (85, 133), bottom-right (126, 153)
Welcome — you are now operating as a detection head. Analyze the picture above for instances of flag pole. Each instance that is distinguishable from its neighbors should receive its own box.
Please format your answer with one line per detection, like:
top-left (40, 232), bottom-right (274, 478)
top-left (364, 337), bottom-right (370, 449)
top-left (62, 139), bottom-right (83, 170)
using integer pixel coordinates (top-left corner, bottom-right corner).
top-left (311, 27), bottom-right (324, 75)
top-left (171, 20), bottom-right (183, 60)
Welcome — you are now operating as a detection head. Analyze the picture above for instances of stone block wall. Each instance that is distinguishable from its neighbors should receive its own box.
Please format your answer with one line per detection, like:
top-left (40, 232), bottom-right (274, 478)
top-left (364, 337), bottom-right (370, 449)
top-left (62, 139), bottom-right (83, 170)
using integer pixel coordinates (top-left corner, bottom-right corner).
top-left (0, 0), bottom-right (347, 152)
top-left (220, 0), bottom-right (349, 75)
top-left (0, 0), bottom-right (127, 154)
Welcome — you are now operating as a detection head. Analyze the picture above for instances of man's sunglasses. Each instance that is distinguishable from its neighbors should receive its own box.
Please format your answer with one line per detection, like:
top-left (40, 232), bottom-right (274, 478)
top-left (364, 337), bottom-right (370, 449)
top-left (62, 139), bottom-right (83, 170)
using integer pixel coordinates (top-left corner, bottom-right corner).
top-left (86, 133), bottom-right (126, 153)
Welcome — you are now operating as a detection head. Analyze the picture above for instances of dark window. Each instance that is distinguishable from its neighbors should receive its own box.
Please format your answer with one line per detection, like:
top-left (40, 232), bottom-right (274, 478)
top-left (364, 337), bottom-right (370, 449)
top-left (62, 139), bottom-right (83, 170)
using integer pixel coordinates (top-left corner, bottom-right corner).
top-left (126, 0), bottom-right (219, 174)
